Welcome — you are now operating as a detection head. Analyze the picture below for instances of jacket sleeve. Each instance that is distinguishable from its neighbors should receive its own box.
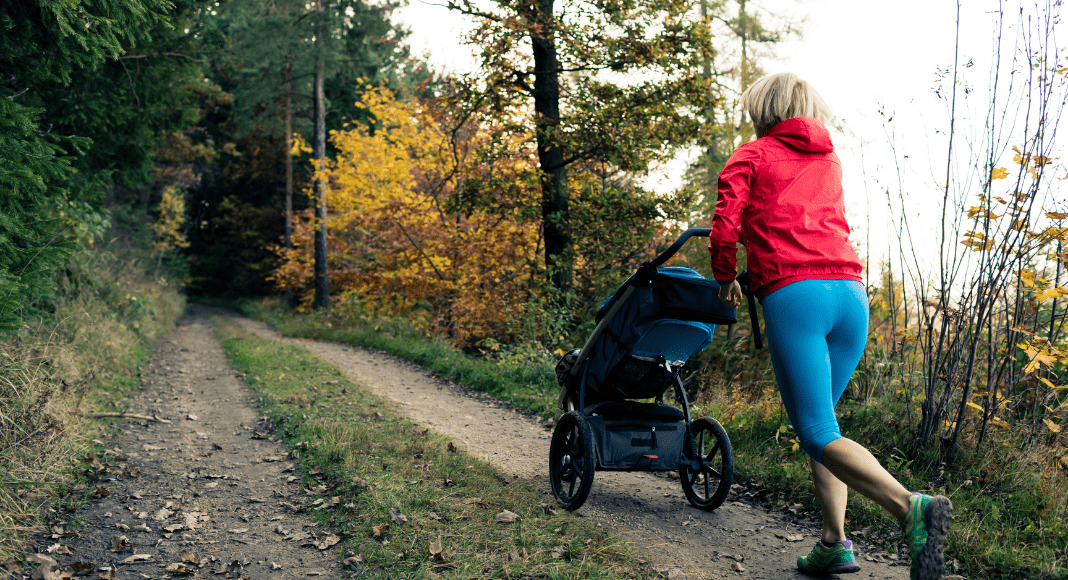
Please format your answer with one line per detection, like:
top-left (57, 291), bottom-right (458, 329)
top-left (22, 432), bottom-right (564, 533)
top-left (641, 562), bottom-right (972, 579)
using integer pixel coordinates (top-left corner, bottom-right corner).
top-left (708, 147), bottom-right (757, 283)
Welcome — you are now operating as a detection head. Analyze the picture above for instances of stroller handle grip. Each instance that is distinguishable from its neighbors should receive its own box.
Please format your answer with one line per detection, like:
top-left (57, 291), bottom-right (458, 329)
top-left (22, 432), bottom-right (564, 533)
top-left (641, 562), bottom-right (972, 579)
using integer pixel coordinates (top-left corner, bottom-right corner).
top-left (646, 228), bottom-right (711, 269)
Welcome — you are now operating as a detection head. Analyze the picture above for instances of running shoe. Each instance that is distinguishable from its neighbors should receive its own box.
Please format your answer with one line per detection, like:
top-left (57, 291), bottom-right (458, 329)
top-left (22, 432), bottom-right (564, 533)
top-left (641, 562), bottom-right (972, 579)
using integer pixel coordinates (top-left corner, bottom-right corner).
top-left (903, 492), bottom-right (954, 580)
top-left (796, 539), bottom-right (861, 575)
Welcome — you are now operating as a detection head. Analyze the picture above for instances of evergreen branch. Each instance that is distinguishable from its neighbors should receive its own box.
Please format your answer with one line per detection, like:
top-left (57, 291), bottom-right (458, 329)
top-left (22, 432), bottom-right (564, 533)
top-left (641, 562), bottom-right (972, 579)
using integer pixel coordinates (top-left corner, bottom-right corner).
top-left (111, 52), bottom-right (208, 63)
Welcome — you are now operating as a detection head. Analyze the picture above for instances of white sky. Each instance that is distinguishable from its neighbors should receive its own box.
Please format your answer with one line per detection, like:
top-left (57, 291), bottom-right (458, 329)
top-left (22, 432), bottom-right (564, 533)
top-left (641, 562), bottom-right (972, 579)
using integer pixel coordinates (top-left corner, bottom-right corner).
top-left (394, 0), bottom-right (1059, 277)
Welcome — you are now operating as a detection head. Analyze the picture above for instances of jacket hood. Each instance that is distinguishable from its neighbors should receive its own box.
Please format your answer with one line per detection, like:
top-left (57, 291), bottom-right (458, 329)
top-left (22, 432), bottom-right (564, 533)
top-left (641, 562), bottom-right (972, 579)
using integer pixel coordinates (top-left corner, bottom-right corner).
top-left (764, 117), bottom-right (834, 154)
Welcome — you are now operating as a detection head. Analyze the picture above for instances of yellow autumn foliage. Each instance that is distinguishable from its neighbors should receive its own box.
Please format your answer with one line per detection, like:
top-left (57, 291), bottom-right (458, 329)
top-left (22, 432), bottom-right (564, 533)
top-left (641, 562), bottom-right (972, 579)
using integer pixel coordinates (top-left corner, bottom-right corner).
top-left (272, 86), bottom-right (542, 345)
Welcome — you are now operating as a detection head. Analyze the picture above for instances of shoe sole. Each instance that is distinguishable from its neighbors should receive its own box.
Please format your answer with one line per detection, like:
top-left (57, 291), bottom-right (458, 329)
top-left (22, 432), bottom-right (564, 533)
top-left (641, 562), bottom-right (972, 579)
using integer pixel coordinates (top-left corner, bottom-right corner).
top-left (917, 495), bottom-right (953, 580)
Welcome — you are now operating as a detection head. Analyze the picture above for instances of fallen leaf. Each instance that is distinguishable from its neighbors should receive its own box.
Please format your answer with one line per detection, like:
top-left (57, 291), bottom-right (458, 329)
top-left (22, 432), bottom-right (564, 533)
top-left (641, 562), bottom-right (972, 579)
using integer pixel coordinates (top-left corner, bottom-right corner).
top-left (164, 563), bottom-right (192, 575)
top-left (371, 524), bottom-right (390, 538)
top-left (186, 414), bottom-right (198, 421)
top-left (178, 550), bottom-right (200, 565)
top-left (183, 513), bottom-right (200, 530)
top-left (27, 555), bottom-right (58, 567)
top-left (342, 556), bottom-right (362, 571)
top-left (316, 534), bottom-right (340, 550)
top-left (428, 512), bottom-right (442, 521)
top-left (91, 487), bottom-right (110, 500)
top-left (71, 562), bottom-right (95, 575)
top-left (447, 442), bottom-right (456, 453)
top-left (271, 562), bottom-right (282, 570)
top-left (115, 523), bottom-right (129, 531)
top-left (495, 510), bottom-right (520, 524)
top-left (108, 536), bottom-right (129, 553)
top-left (429, 537), bottom-right (444, 561)
top-left (121, 554), bottom-right (152, 564)
top-left (153, 508), bottom-right (173, 521)
top-left (132, 524), bottom-right (151, 533)
top-left (99, 567), bottom-right (116, 579)
top-left (227, 528), bottom-right (249, 534)
top-left (162, 524), bottom-right (184, 533)
top-left (389, 507), bottom-right (408, 525)
top-left (732, 562), bottom-right (746, 572)
top-left (550, 545), bottom-right (569, 559)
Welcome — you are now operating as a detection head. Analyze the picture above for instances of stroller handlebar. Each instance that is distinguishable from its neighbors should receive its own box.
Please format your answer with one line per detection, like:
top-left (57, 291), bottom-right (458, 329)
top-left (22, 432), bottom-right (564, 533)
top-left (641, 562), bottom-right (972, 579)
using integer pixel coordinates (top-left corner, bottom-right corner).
top-left (646, 228), bottom-right (711, 269)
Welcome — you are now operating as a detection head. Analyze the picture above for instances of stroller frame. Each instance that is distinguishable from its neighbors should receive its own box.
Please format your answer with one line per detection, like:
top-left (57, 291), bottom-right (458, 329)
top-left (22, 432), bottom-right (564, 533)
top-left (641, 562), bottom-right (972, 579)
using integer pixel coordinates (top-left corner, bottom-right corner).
top-left (549, 229), bottom-right (736, 511)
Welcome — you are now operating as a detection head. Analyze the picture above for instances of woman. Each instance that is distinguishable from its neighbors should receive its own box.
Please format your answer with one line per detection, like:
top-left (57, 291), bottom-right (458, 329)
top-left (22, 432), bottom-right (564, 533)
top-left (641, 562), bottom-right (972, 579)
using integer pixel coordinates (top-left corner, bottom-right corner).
top-left (709, 72), bottom-right (952, 580)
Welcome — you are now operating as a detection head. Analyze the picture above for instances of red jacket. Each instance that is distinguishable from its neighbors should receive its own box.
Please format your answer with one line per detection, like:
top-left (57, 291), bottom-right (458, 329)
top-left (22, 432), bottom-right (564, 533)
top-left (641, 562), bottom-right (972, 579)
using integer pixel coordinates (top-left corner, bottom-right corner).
top-left (708, 117), bottom-right (862, 298)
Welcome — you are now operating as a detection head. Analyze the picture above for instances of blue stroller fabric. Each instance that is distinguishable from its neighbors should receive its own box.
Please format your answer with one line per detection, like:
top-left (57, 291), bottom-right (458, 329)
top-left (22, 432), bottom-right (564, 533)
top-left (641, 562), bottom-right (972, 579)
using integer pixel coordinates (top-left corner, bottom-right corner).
top-left (580, 267), bottom-right (736, 400)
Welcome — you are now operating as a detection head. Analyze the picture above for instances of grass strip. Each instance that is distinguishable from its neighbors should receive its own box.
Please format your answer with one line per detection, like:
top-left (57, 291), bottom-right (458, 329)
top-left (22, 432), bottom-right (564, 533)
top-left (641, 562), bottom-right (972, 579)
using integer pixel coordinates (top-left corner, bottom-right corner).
top-left (240, 301), bottom-right (562, 422)
top-left (212, 316), bottom-right (658, 580)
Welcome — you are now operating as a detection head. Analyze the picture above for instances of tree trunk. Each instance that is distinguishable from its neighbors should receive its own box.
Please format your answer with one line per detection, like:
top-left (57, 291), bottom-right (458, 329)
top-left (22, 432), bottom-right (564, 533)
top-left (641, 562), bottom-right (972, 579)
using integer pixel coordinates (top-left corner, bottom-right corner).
top-left (700, 0), bottom-right (716, 162)
top-left (530, 0), bottom-right (570, 292)
top-left (312, 0), bottom-right (329, 311)
top-left (283, 54), bottom-right (295, 307)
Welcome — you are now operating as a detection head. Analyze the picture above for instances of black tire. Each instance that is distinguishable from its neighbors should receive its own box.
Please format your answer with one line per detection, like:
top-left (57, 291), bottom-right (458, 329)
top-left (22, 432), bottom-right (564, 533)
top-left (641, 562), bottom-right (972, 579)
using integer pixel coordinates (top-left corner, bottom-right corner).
top-left (548, 411), bottom-right (596, 510)
top-left (679, 416), bottom-right (733, 511)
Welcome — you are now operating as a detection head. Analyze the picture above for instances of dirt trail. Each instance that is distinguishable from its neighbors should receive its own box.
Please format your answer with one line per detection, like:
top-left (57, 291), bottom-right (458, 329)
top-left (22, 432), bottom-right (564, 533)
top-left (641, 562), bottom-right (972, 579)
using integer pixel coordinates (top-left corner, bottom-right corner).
top-left (26, 306), bottom-right (913, 580)
top-left (23, 308), bottom-right (344, 580)
top-left (230, 311), bottom-right (914, 580)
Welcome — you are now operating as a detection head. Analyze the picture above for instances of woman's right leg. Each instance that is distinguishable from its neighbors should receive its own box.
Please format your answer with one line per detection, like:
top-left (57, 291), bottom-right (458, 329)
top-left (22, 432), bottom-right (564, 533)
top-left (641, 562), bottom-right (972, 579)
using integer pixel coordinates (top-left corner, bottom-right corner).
top-left (821, 438), bottom-right (909, 520)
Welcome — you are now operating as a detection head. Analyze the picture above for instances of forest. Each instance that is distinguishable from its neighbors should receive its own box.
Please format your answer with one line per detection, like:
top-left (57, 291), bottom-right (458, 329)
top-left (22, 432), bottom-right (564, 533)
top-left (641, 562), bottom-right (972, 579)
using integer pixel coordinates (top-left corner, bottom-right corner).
top-left (2, 0), bottom-right (1067, 577)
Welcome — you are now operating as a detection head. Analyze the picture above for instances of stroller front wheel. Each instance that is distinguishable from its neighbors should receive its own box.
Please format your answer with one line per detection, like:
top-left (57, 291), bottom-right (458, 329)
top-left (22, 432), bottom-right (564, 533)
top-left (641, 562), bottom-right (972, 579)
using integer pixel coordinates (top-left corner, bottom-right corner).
top-left (548, 411), bottom-right (596, 510)
top-left (680, 416), bottom-right (733, 511)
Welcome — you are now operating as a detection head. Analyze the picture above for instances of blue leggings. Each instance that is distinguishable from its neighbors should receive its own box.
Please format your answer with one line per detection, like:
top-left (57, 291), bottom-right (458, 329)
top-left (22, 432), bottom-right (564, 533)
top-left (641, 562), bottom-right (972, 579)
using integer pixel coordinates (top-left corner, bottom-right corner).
top-left (761, 280), bottom-right (868, 465)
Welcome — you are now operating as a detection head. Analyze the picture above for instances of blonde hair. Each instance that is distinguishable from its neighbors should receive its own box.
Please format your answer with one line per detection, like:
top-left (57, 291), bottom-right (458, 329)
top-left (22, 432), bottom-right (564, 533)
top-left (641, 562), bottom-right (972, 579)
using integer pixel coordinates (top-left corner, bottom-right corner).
top-left (740, 73), bottom-right (833, 136)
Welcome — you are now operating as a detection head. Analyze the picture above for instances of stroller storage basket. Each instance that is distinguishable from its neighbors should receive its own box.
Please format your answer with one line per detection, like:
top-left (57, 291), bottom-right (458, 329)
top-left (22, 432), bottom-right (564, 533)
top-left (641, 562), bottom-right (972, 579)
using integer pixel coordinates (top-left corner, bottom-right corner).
top-left (587, 416), bottom-right (686, 470)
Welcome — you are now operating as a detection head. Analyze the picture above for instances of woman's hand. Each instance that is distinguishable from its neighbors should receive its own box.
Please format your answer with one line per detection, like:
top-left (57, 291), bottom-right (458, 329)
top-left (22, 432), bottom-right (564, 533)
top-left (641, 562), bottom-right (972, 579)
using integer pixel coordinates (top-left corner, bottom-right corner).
top-left (718, 279), bottom-right (743, 309)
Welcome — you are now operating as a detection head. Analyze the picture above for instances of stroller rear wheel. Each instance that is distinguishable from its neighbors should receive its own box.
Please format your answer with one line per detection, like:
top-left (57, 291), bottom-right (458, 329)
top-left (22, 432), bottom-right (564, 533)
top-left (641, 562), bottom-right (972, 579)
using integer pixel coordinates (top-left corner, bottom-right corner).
top-left (549, 411), bottom-right (596, 510)
top-left (680, 416), bottom-right (733, 511)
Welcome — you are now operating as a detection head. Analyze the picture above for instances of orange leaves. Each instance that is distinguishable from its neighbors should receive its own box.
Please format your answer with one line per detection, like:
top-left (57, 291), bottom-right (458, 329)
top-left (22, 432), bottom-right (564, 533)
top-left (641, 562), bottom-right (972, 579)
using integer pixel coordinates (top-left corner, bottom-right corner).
top-left (273, 86), bottom-right (543, 344)
top-left (966, 205), bottom-right (1001, 220)
top-left (1034, 287), bottom-right (1068, 302)
top-left (991, 167), bottom-right (1010, 180)
top-left (960, 231), bottom-right (993, 252)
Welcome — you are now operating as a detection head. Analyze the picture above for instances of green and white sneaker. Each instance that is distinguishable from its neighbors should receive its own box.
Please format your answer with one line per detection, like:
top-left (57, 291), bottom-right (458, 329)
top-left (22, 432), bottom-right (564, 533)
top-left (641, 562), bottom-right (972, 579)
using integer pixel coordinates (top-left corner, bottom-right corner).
top-left (797, 539), bottom-right (861, 575)
top-left (903, 493), bottom-right (953, 580)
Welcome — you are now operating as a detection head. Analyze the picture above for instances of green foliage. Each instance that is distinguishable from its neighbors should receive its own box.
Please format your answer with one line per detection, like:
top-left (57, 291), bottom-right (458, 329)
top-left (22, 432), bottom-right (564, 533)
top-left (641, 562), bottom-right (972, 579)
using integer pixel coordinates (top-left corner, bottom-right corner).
top-left (0, 99), bottom-right (81, 330)
top-left (0, 0), bottom-right (169, 87)
top-left (1, 0), bottom-right (216, 328)
top-left (447, 0), bottom-right (720, 290)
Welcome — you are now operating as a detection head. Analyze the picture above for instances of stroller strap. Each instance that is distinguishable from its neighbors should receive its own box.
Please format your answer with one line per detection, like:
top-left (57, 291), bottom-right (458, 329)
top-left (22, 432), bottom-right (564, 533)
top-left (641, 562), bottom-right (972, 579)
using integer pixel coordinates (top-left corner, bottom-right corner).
top-left (737, 271), bottom-right (764, 350)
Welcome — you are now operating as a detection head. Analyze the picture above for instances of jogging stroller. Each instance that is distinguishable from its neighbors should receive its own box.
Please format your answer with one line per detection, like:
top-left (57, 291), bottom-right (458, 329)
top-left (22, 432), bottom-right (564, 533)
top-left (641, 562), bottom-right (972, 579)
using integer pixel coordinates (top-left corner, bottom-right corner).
top-left (549, 228), bottom-right (737, 511)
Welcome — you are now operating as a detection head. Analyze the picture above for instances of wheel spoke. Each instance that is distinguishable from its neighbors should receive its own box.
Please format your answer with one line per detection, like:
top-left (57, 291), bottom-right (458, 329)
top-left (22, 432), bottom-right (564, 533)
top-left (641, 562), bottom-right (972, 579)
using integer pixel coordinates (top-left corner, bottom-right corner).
top-left (705, 441), bottom-right (720, 459)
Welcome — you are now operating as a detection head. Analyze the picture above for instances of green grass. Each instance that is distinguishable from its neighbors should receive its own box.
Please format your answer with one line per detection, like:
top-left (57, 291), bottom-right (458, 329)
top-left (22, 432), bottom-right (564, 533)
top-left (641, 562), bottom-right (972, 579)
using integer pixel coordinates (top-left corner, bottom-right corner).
top-left (213, 316), bottom-right (658, 579)
top-left (240, 297), bottom-right (1068, 580)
